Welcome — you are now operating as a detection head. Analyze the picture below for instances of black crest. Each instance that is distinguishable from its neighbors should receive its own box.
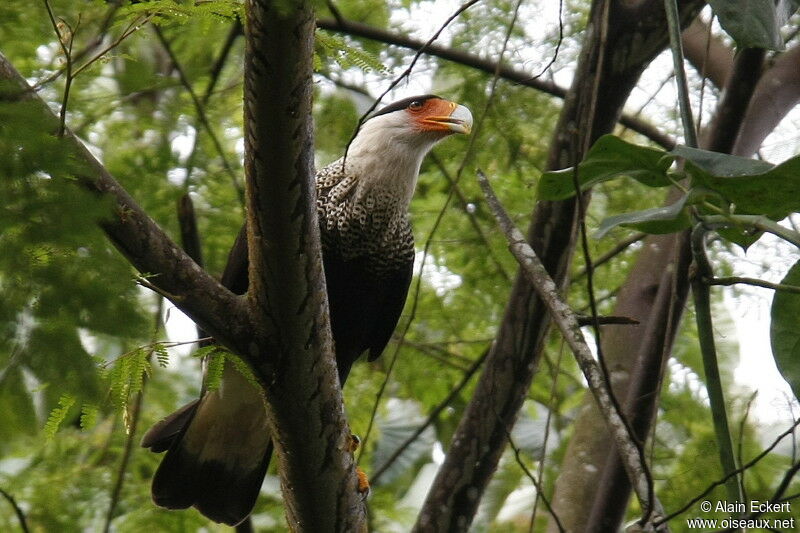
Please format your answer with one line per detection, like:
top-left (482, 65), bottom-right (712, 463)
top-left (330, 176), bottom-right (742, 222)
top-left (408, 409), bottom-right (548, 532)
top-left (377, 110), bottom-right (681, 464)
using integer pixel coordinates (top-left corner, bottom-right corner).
top-left (368, 94), bottom-right (442, 119)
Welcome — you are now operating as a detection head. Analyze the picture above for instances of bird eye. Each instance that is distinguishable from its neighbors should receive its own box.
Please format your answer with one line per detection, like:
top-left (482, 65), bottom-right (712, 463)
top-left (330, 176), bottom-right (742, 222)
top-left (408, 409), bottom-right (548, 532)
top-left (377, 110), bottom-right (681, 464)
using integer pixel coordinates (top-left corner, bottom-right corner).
top-left (408, 100), bottom-right (424, 111)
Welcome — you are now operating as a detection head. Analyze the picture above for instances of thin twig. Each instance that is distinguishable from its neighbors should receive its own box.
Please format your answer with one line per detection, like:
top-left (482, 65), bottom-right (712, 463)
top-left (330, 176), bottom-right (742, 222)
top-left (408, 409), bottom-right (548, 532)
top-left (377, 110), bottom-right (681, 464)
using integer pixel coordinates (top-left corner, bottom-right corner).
top-left (70, 16), bottom-right (152, 80)
top-left (526, 0), bottom-right (564, 81)
top-left (503, 429), bottom-right (566, 533)
top-left (430, 153), bottom-right (512, 282)
top-left (370, 349), bottom-right (489, 484)
top-left (0, 486), bottom-right (29, 533)
top-left (656, 418), bottom-right (800, 525)
top-left (737, 392), bottom-right (759, 503)
top-left (576, 315), bottom-right (639, 326)
top-left (717, 459), bottom-right (800, 532)
top-left (708, 277), bottom-right (800, 294)
top-left (573, 232), bottom-right (647, 279)
top-left (182, 20), bottom-right (243, 195)
top-left (531, 339), bottom-right (566, 532)
top-left (43, 0), bottom-right (76, 136)
top-left (477, 168), bottom-right (667, 528)
top-left (103, 299), bottom-right (164, 532)
top-left (698, 215), bottom-right (800, 249)
top-left (664, 0), bottom-right (698, 147)
top-left (152, 26), bottom-right (244, 203)
top-left (34, 4), bottom-right (120, 89)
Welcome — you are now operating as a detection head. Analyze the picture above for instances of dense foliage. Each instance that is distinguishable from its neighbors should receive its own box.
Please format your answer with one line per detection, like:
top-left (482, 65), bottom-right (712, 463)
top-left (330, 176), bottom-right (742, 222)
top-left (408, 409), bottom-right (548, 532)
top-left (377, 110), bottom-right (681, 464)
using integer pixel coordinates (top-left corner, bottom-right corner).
top-left (2, 0), bottom-right (800, 531)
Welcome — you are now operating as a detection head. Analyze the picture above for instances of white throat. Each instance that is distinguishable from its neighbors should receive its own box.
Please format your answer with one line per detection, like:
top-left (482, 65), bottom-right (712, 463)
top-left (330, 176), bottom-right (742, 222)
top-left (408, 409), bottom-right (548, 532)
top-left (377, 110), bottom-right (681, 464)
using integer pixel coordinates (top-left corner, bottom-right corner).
top-left (343, 113), bottom-right (443, 207)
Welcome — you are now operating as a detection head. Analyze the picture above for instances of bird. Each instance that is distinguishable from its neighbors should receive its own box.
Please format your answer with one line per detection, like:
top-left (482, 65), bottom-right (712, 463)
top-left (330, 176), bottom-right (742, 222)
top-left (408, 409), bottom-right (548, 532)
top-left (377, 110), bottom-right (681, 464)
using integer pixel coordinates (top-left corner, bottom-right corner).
top-left (140, 94), bottom-right (473, 526)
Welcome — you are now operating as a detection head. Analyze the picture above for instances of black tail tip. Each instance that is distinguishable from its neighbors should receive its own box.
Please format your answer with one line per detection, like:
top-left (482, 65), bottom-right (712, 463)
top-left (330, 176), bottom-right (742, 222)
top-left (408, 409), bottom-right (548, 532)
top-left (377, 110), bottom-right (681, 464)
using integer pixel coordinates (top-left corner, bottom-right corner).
top-left (151, 448), bottom-right (269, 526)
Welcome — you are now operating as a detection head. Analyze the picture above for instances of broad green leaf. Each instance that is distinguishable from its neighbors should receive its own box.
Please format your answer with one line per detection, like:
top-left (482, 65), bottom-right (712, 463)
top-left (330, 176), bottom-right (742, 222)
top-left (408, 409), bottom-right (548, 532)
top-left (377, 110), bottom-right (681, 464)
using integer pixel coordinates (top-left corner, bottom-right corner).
top-left (537, 135), bottom-right (673, 200)
top-left (676, 146), bottom-right (800, 221)
top-left (708, 0), bottom-right (799, 50)
top-left (770, 260), bottom-right (800, 401)
top-left (595, 194), bottom-right (690, 239)
top-left (672, 145), bottom-right (774, 176)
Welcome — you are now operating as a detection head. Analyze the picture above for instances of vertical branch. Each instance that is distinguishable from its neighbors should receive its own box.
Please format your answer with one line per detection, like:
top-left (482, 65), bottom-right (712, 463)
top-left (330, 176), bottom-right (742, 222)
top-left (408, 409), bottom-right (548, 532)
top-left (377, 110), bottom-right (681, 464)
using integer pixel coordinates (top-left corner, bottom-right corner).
top-left (243, 1), bottom-right (364, 529)
top-left (690, 226), bottom-right (742, 502)
top-left (43, 0), bottom-right (77, 137)
top-left (664, 0), bottom-right (698, 147)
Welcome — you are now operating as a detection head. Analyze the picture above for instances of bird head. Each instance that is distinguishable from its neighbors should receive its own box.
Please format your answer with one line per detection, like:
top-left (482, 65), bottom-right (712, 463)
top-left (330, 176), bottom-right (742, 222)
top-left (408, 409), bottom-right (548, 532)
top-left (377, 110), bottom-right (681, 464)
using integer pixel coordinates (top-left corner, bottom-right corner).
top-left (362, 94), bottom-right (473, 147)
top-left (343, 95), bottom-right (472, 205)
top-left (347, 94), bottom-right (472, 167)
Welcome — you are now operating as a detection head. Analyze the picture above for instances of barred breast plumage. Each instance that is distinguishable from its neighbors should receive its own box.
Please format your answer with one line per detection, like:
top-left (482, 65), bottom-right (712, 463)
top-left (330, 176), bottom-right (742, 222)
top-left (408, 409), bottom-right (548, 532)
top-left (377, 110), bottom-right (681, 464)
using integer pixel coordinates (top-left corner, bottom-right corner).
top-left (143, 95), bottom-right (472, 527)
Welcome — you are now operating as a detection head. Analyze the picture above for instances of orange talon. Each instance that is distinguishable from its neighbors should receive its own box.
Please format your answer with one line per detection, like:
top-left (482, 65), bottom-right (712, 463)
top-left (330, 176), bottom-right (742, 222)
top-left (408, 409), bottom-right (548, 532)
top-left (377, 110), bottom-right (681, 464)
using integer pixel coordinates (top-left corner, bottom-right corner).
top-left (349, 435), bottom-right (370, 498)
top-left (356, 466), bottom-right (371, 498)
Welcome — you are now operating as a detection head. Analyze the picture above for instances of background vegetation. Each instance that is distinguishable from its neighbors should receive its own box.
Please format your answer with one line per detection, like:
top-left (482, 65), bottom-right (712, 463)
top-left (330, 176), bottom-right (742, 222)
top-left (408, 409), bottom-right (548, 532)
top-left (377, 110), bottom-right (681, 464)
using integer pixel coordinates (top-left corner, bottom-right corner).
top-left (2, 0), bottom-right (800, 531)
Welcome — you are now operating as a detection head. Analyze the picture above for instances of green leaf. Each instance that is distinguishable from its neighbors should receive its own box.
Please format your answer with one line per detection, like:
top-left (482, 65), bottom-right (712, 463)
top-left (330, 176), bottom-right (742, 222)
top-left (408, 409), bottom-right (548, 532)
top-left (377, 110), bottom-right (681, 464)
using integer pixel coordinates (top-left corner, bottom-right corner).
top-left (595, 194), bottom-right (690, 239)
top-left (708, 0), bottom-right (799, 50)
top-left (537, 135), bottom-right (673, 201)
top-left (44, 394), bottom-right (76, 439)
top-left (672, 145), bottom-right (774, 176)
top-left (153, 343), bottom-right (170, 368)
top-left (225, 352), bottom-right (260, 389)
top-left (676, 146), bottom-right (800, 221)
top-left (79, 404), bottom-right (99, 430)
top-left (770, 260), bottom-right (800, 401)
top-left (205, 350), bottom-right (226, 392)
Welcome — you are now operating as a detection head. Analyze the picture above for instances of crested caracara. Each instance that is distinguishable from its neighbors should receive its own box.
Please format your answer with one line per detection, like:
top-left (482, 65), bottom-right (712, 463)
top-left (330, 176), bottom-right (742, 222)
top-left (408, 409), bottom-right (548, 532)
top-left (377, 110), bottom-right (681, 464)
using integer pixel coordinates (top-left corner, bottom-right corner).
top-left (141, 95), bottom-right (473, 525)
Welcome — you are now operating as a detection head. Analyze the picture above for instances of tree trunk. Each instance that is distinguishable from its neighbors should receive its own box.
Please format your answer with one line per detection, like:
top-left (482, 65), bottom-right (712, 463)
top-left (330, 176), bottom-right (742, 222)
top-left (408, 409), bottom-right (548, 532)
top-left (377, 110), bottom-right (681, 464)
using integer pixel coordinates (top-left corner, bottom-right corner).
top-left (242, 1), bottom-right (366, 529)
top-left (414, 1), bottom-right (702, 531)
top-left (549, 42), bottom-right (779, 533)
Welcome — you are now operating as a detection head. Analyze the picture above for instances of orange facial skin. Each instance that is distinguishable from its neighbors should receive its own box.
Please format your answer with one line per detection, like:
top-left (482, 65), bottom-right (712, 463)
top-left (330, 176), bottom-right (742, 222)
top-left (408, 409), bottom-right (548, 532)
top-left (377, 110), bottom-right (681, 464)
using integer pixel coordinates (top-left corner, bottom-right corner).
top-left (410, 98), bottom-right (471, 134)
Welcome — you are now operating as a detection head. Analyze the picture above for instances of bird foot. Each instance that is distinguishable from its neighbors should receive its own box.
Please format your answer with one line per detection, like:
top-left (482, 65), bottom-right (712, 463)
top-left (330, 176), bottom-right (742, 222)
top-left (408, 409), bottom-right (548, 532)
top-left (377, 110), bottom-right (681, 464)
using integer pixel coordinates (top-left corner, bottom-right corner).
top-left (349, 434), bottom-right (370, 498)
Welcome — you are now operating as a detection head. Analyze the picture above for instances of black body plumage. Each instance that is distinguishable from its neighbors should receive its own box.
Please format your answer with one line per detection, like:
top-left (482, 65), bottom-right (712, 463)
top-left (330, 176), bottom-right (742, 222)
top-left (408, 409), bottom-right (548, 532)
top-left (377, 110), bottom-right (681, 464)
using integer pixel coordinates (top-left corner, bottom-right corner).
top-left (142, 95), bottom-right (471, 526)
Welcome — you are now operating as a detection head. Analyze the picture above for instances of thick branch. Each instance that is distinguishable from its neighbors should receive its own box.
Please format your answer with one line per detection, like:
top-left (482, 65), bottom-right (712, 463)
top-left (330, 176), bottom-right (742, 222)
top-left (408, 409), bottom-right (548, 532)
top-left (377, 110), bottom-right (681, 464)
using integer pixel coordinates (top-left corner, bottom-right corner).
top-left (414, 2), bottom-right (702, 531)
top-left (243, 1), bottom-right (364, 529)
top-left (477, 170), bottom-right (666, 525)
top-left (733, 43), bottom-right (800, 158)
top-left (317, 17), bottom-right (675, 150)
top-left (681, 17), bottom-right (734, 88)
top-left (557, 23), bottom-right (767, 532)
top-left (0, 52), bottom-right (252, 356)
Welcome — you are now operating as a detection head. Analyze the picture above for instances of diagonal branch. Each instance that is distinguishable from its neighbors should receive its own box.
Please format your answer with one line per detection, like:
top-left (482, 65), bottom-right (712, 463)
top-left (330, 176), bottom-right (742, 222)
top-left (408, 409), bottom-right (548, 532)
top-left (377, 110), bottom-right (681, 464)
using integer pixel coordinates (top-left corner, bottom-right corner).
top-left (416, 3), bottom-right (703, 531)
top-left (316, 16), bottom-right (676, 150)
top-left (476, 169), bottom-right (667, 528)
top-left (0, 51), bottom-right (252, 356)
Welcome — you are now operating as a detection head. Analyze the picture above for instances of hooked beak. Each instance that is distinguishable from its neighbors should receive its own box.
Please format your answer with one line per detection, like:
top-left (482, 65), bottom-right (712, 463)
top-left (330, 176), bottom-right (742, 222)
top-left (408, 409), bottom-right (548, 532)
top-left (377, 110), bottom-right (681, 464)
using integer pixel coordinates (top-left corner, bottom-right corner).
top-left (421, 103), bottom-right (473, 135)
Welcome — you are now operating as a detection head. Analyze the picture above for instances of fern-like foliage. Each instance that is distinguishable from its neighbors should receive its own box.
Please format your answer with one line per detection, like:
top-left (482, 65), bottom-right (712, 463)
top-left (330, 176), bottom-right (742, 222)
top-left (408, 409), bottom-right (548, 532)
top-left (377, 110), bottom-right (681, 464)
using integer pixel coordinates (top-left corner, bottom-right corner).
top-left (100, 346), bottom-right (152, 413)
top-left (44, 394), bottom-right (76, 439)
top-left (119, 0), bottom-right (242, 25)
top-left (224, 351), bottom-right (260, 389)
top-left (191, 344), bottom-right (260, 391)
top-left (153, 342), bottom-right (170, 368)
top-left (204, 349), bottom-right (226, 391)
top-left (315, 29), bottom-right (388, 74)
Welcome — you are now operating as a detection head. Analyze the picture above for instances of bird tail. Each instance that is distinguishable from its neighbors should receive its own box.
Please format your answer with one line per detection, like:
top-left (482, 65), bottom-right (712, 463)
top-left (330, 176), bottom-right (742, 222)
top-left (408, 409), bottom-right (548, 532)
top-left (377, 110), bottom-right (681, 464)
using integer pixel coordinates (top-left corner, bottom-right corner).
top-left (141, 365), bottom-right (272, 526)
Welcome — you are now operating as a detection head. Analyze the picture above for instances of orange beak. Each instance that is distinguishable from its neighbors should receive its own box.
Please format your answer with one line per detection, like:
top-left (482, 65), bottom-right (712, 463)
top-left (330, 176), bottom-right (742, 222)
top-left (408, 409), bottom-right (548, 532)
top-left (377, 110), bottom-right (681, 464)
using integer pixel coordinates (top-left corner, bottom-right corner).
top-left (419, 100), bottom-right (473, 134)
